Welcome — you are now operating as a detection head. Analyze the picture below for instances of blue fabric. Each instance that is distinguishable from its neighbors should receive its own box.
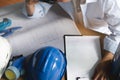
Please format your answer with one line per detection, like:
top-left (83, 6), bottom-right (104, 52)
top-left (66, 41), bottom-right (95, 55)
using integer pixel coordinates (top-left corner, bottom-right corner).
top-left (0, 18), bottom-right (12, 31)
top-left (112, 52), bottom-right (120, 80)
top-left (0, 18), bottom-right (22, 37)
top-left (0, 26), bottom-right (22, 37)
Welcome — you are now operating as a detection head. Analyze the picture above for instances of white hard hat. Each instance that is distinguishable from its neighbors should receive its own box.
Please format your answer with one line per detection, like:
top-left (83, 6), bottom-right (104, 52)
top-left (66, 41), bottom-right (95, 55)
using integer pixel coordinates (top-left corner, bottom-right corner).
top-left (0, 36), bottom-right (12, 78)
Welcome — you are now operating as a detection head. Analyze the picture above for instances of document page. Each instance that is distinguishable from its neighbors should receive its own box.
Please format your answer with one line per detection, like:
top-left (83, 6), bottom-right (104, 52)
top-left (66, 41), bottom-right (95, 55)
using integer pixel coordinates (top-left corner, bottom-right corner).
top-left (64, 35), bottom-right (101, 80)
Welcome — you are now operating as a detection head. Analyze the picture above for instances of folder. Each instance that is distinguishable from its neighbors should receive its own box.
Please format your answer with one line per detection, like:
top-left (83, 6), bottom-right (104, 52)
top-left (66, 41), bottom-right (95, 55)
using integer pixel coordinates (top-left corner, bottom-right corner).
top-left (64, 35), bottom-right (101, 80)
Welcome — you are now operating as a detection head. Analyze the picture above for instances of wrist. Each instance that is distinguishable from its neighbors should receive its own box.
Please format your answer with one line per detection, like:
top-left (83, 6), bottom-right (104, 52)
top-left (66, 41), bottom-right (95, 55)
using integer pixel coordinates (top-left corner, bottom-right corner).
top-left (26, 0), bottom-right (37, 5)
top-left (102, 50), bottom-right (114, 62)
top-left (25, 2), bottom-right (35, 16)
top-left (26, 2), bottom-right (34, 5)
top-left (26, 0), bottom-right (39, 4)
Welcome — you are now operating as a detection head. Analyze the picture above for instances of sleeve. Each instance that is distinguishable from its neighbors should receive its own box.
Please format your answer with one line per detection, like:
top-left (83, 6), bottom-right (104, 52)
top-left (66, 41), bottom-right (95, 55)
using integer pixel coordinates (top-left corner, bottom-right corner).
top-left (103, 0), bottom-right (120, 54)
top-left (58, 1), bottom-right (75, 19)
top-left (22, 2), bottom-right (52, 18)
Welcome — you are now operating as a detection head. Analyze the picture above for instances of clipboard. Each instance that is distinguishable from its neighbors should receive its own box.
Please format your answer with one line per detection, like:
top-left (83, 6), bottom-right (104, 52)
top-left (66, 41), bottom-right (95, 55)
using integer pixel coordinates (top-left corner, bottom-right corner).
top-left (64, 35), bottom-right (101, 80)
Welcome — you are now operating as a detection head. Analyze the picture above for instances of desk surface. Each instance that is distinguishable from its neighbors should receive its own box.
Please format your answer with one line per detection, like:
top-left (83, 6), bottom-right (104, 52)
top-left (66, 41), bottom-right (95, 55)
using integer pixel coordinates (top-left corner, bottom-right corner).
top-left (0, 13), bottom-right (105, 80)
top-left (0, 1), bottom-right (105, 80)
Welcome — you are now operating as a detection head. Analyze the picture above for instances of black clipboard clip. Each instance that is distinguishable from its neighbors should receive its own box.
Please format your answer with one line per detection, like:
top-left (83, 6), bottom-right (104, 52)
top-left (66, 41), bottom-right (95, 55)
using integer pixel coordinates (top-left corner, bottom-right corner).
top-left (76, 76), bottom-right (88, 80)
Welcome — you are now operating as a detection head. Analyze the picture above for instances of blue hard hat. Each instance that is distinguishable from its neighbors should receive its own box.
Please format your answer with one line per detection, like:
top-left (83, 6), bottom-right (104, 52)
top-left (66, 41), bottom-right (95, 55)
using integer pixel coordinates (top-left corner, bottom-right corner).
top-left (25, 46), bottom-right (67, 80)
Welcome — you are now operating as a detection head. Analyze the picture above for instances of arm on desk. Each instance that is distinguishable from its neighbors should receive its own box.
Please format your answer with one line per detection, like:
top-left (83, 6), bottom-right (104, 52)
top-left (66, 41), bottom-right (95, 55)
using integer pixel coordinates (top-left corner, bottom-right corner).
top-left (92, 50), bottom-right (114, 80)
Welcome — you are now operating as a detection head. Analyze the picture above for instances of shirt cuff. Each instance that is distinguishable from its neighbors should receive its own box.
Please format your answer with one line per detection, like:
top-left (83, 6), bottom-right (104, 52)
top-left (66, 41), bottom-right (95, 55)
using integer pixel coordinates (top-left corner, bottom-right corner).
top-left (104, 36), bottom-right (119, 54)
top-left (22, 2), bottom-right (52, 18)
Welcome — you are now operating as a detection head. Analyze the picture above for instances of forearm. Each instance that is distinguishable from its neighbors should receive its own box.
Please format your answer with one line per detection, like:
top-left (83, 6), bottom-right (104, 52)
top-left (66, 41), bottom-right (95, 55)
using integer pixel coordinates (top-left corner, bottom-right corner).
top-left (25, 0), bottom-right (39, 16)
top-left (92, 50), bottom-right (114, 80)
top-left (57, 0), bottom-right (70, 2)
top-left (26, 2), bottom-right (35, 16)
top-left (101, 50), bottom-right (114, 62)
top-left (26, 0), bottom-right (39, 3)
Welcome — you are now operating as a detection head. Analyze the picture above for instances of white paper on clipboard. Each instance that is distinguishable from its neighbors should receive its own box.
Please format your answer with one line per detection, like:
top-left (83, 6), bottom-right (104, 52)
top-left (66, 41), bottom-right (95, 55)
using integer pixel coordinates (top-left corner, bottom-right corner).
top-left (64, 35), bottom-right (101, 80)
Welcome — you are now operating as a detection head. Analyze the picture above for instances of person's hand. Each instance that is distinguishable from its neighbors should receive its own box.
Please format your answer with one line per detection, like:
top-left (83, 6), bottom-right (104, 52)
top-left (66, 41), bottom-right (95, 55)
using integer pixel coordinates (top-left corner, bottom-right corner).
top-left (92, 51), bottom-right (114, 80)
top-left (26, 0), bottom-right (39, 4)
top-left (25, 0), bottom-right (39, 16)
top-left (92, 60), bottom-right (111, 80)
top-left (57, 0), bottom-right (70, 2)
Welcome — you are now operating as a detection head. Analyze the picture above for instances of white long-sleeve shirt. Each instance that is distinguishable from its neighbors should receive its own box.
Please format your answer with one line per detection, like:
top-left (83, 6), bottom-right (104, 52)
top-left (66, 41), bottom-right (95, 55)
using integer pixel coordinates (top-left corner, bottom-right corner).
top-left (79, 0), bottom-right (120, 54)
top-left (61, 0), bottom-right (120, 54)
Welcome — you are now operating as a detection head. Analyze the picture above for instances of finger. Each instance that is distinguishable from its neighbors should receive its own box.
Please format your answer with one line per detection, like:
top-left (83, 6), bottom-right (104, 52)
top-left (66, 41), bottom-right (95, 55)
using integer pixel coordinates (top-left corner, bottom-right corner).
top-left (26, 0), bottom-right (34, 2)
top-left (92, 68), bottom-right (98, 79)
top-left (26, 0), bottom-right (38, 3)
top-left (103, 76), bottom-right (107, 80)
top-left (26, 0), bottom-right (34, 4)
top-left (34, 0), bottom-right (39, 3)
top-left (93, 71), bottom-right (102, 80)
top-left (104, 77), bottom-right (107, 80)
top-left (57, 0), bottom-right (70, 2)
top-left (102, 73), bottom-right (107, 80)
top-left (34, 0), bottom-right (39, 1)
top-left (101, 74), bottom-right (106, 80)
top-left (103, 74), bottom-right (107, 80)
